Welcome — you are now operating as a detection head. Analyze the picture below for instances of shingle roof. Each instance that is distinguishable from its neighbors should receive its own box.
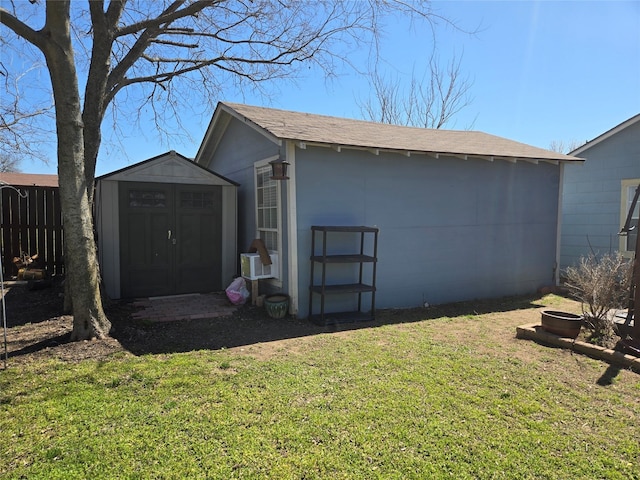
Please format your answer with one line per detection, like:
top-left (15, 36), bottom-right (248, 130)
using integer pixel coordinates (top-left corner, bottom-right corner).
top-left (221, 102), bottom-right (582, 163)
top-left (0, 172), bottom-right (58, 187)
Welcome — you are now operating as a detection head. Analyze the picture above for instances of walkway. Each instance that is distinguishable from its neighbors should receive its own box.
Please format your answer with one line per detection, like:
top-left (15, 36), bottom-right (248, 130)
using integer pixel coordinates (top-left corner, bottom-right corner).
top-left (131, 292), bottom-right (239, 323)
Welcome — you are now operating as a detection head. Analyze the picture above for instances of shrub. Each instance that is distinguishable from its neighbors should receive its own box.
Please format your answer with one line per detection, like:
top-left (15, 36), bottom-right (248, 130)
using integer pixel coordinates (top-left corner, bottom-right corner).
top-left (564, 252), bottom-right (632, 347)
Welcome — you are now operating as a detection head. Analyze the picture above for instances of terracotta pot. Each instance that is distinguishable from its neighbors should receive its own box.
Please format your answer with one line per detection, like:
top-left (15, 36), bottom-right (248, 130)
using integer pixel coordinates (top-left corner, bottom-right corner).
top-left (265, 294), bottom-right (289, 319)
top-left (541, 310), bottom-right (583, 338)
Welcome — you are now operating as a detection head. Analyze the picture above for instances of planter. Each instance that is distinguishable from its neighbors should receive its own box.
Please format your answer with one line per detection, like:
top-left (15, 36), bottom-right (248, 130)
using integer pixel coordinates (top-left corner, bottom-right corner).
top-left (541, 310), bottom-right (583, 338)
top-left (265, 294), bottom-right (290, 319)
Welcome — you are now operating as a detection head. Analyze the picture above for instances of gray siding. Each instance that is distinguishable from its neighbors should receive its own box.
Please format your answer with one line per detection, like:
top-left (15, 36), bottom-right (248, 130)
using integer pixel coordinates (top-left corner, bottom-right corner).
top-left (205, 116), bottom-right (288, 293)
top-left (560, 121), bottom-right (640, 270)
top-left (295, 147), bottom-right (561, 317)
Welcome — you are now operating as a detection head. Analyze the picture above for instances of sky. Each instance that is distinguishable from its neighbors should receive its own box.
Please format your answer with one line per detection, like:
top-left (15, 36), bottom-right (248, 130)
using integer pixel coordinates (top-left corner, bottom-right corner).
top-left (10, 1), bottom-right (640, 177)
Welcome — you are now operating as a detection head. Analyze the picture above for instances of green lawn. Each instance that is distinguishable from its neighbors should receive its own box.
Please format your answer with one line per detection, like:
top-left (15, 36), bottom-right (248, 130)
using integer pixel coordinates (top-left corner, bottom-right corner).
top-left (1, 295), bottom-right (639, 479)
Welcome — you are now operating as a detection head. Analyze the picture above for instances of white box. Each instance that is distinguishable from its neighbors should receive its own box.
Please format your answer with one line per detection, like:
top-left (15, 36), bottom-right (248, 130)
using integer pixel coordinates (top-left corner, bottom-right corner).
top-left (241, 253), bottom-right (278, 280)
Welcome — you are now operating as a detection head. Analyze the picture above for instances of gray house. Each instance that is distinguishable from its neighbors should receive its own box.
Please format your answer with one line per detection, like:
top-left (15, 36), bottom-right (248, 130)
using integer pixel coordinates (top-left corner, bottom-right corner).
top-left (560, 114), bottom-right (640, 271)
top-left (96, 151), bottom-right (238, 299)
top-left (195, 102), bottom-right (582, 319)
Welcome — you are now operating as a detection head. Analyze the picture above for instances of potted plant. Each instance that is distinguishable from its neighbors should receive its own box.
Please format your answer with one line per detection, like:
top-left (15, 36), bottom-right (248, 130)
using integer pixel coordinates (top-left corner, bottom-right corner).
top-left (564, 252), bottom-right (633, 347)
top-left (264, 294), bottom-right (290, 319)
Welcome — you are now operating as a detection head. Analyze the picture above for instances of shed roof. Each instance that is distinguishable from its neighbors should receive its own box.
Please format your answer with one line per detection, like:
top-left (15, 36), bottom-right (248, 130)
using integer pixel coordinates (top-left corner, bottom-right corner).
top-left (97, 150), bottom-right (239, 186)
top-left (204, 102), bottom-right (583, 164)
top-left (0, 172), bottom-right (58, 187)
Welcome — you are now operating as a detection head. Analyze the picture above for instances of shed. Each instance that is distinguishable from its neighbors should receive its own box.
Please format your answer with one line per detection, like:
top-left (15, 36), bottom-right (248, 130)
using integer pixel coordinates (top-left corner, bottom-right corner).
top-left (195, 102), bottom-right (584, 321)
top-left (96, 151), bottom-right (238, 299)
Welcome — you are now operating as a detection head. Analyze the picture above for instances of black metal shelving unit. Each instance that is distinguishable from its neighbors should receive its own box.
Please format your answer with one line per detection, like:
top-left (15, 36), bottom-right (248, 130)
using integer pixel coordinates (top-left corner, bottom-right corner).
top-left (308, 225), bottom-right (378, 326)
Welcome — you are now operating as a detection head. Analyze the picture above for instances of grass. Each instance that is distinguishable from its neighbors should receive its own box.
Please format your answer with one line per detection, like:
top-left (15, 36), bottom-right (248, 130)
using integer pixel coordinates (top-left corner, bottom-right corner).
top-left (1, 295), bottom-right (639, 479)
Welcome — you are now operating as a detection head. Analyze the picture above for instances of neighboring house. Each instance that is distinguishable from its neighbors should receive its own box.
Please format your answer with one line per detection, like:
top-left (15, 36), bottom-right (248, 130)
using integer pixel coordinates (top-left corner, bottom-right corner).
top-left (560, 114), bottom-right (640, 271)
top-left (0, 172), bottom-right (58, 187)
top-left (195, 102), bottom-right (583, 319)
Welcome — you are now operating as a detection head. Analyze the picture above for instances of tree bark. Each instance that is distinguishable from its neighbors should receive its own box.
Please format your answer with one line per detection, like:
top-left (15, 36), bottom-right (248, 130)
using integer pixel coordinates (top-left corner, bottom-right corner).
top-left (40, 1), bottom-right (111, 339)
top-left (83, 2), bottom-right (116, 205)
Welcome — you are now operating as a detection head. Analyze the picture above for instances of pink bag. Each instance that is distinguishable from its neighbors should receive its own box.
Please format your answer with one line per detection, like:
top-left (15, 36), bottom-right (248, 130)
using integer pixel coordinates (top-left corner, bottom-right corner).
top-left (225, 277), bottom-right (250, 305)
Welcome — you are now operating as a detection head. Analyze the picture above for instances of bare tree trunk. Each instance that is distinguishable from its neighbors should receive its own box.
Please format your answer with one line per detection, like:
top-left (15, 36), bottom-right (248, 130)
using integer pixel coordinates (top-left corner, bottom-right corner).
top-left (41, 1), bottom-right (111, 340)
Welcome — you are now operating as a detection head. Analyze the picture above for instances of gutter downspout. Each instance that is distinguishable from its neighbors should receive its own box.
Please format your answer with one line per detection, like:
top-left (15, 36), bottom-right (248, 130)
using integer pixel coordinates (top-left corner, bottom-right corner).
top-left (285, 141), bottom-right (299, 315)
top-left (555, 162), bottom-right (565, 286)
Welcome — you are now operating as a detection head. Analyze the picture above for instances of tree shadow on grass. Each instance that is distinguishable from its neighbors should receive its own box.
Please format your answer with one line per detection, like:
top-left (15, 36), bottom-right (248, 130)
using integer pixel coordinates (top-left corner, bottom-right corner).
top-left (7, 333), bottom-right (71, 359)
top-left (597, 364), bottom-right (622, 386)
top-left (2, 280), bottom-right (65, 327)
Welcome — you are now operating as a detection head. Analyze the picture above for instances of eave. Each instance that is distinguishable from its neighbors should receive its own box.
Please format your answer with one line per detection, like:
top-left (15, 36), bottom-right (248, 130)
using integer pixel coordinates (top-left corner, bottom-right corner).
top-left (281, 139), bottom-right (581, 165)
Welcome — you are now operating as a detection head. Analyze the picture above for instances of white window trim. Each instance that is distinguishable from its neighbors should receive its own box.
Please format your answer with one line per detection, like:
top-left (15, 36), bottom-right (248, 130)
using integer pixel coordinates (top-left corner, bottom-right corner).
top-left (255, 156), bottom-right (283, 286)
top-left (619, 178), bottom-right (640, 258)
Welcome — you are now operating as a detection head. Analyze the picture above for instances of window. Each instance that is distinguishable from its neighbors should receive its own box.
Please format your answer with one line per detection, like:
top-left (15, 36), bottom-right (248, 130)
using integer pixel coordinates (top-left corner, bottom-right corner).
top-left (180, 191), bottom-right (215, 209)
top-left (255, 163), bottom-right (280, 253)
top-left (620, 179), bottom-right (640, 256)
top-left (128, 190), bottom-right (166, 208)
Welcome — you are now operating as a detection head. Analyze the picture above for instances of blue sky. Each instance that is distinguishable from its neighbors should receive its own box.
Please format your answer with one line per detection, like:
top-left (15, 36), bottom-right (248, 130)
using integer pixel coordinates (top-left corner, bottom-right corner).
top-left (15, 1), bottom-right (640, 176)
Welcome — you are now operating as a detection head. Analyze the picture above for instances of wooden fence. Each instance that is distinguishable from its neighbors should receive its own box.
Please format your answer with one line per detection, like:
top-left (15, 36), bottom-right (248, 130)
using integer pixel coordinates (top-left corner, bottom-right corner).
top-left (0, 185), bottom-right (64, 278)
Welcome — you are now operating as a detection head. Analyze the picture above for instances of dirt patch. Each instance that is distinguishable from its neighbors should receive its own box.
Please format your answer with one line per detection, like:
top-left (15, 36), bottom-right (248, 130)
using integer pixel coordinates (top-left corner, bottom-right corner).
top-left (3, 280), bottom-right (335, 364)
top-left (3, 280), bottom-right (131, 364)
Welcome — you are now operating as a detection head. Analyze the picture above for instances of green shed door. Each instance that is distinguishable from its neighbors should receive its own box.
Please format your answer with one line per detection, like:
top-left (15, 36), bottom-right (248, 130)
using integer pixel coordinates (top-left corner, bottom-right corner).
top-left (119, 182), bottom-right (222, 298)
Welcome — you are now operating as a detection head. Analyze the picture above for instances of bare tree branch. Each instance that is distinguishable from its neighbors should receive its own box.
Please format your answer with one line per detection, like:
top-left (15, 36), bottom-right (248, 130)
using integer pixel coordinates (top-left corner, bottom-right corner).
top-left (0, 6), bottom-right (46, 48)
top-left (0, 46), bottom-right (54, 162)
top-left (0, 152), bottom-right (22, 172)
top-left (549, 139), bottom-right (585, 154)
top-left (359, 50), bottom-right (474, 129)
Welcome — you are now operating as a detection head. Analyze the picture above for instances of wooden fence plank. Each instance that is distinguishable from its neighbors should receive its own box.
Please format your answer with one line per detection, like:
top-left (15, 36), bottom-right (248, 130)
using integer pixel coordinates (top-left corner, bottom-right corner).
top-left (52, 188), bottom-right (64, 275)
top-left (10, 192), bottom-right (20, 277)
top-left (45, 188), bottom-right (55, 275)
top-left (37, 188), bottom-right (46, 270)
top-left (18, 190), bottom-right (28, 257)
top-left (1, 189), bottom-right (14, 276)
top-left (27, 186), bottom-right (38, 259)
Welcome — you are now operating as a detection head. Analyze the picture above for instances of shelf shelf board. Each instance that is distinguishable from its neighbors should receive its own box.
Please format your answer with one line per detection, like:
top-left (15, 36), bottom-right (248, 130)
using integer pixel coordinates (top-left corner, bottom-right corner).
top-left (310, 283), bottom-right (375, 294)
top-left (311, 254), bottom-right (376, 263)
top-left (311, 225), bottom-right (379, 233)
